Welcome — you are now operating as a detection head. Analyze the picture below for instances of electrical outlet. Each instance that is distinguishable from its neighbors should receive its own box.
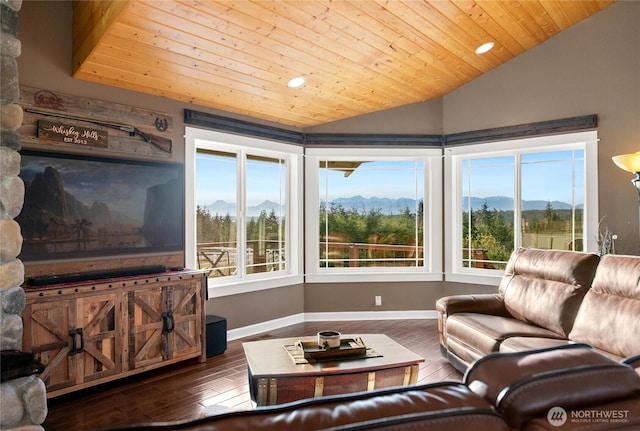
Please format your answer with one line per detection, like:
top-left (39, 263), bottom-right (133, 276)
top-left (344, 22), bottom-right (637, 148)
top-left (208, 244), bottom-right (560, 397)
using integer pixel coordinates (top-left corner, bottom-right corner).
top-left (375, 295), bottom-right (382, 306)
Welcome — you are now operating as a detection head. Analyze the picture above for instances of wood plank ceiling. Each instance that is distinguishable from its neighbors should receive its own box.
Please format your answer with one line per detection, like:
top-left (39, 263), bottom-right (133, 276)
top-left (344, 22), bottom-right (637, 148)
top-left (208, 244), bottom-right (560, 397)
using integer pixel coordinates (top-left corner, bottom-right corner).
top-left (72, 1), bottom-right (614, 128)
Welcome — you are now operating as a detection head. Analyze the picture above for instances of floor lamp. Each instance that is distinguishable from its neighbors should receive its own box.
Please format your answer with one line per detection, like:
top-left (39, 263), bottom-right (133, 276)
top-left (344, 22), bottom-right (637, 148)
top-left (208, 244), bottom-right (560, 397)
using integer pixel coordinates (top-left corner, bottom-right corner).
top-left (612, 151), bottom-right (640, 254)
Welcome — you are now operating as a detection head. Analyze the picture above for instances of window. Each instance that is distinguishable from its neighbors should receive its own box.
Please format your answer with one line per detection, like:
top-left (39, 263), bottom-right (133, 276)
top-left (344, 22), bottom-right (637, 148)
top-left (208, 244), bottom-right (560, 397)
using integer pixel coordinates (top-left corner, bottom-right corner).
top-left (305, 148), bottom-right (442, 283)
top-left (185, 128), bottom-right (303, 297)
top-left (195, 150), bottom-right (238, 277)
top-left (444, 131), bottom-right (598, 284)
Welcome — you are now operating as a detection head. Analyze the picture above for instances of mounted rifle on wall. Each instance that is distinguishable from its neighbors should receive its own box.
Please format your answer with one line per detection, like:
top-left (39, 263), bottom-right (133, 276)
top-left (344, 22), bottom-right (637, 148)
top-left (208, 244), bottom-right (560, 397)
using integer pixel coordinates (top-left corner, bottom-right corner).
top-left (25, 108), bottom-right (172, 153)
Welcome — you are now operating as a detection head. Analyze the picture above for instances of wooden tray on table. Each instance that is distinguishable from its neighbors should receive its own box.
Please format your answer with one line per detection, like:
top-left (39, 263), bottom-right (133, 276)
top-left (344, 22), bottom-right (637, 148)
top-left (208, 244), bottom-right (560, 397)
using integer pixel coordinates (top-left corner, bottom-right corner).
top-left (295, 337), bottom-right (367, 360)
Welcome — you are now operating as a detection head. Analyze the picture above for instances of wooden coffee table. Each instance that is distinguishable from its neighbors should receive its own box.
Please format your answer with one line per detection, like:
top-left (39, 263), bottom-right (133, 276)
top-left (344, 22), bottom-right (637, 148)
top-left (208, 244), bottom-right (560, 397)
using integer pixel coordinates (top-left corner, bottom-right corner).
top-left (242, 333), bottom-right (424, 406)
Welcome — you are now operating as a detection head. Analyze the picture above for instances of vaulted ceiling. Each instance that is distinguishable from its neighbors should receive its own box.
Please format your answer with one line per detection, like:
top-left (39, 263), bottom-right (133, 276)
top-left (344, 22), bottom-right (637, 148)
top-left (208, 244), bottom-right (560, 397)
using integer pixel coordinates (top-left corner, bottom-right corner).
top-left (72, 1), bottom-right (614, 128)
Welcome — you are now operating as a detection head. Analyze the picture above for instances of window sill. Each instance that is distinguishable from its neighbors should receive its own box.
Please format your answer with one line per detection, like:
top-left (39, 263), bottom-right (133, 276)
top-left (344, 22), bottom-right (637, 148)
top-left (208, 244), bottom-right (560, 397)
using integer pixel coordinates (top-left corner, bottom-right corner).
top-left (305, 272), bottom-right (443, 284)
top-left (207, 274), bottom-right (304, 298)
top-left (444, 272), bottom-right (502, 286)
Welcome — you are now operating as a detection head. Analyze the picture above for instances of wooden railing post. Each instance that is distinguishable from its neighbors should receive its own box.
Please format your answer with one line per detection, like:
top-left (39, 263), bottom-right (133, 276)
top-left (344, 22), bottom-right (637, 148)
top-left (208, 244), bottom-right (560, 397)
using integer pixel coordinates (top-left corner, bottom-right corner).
top-left (349, 245), bottom-right (359, 267)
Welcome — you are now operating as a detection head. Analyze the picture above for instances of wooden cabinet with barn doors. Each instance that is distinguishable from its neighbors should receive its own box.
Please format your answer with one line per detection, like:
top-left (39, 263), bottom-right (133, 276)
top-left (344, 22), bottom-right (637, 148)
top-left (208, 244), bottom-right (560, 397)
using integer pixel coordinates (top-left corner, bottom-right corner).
top-left (21, 291), bottom-right (125, 396)
top-left (21, 270), bottom-right (207, 398)
top-left (129, 279), bottom-right (204, 370)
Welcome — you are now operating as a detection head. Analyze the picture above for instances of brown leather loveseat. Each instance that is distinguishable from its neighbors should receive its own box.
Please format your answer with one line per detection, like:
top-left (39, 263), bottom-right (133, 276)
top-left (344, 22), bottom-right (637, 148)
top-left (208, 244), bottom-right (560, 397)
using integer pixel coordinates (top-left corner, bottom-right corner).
top-left (100, 344), bottom-right (640, 431)
top-left (437, 248), bottom-right (640, 372)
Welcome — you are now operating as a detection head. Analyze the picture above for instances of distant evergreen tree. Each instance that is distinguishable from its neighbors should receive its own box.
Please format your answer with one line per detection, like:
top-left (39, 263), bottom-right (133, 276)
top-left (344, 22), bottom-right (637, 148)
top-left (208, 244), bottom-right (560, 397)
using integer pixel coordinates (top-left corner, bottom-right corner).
top-left (319, 201), bottom-right (423, 266)
top-left (463, 202), bottom-right (514, 265)
top-left (196, 206), bottom-right (236, 246)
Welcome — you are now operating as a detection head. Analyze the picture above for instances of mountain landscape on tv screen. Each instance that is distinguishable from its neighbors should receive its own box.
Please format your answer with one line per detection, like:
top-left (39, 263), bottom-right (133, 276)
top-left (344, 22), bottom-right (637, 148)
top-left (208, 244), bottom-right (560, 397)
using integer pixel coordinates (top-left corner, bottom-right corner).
top-left (18, 162), bottom-right (182, 260)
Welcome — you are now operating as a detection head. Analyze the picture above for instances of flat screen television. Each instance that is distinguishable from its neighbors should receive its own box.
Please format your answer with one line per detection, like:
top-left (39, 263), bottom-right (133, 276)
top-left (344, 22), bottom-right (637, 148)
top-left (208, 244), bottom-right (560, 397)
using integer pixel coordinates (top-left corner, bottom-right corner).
top-left (17, 149), bottom-right (184, 262)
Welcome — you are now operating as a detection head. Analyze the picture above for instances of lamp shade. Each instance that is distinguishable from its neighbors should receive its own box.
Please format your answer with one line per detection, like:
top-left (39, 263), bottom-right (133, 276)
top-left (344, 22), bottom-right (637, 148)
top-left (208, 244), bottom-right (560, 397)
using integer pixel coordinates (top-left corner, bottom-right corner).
top-left (612, 151), bottom-right (640, 173)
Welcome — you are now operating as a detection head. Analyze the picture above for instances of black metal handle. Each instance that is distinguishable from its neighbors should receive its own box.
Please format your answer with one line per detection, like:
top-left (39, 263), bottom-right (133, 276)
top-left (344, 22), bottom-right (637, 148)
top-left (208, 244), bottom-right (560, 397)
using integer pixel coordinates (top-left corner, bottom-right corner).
top-left (166, 312), bottom-right (175, 333)
top-left (162, 312), bottom-right (168, 333)
top-left (68, 328), bottom-right (84, 355)
top-left (69, 329), bottom-right (77, 356)
top-left (76, 328), bottom-right (84, 354)
top-left (161, 312), bottom-right (175, 334)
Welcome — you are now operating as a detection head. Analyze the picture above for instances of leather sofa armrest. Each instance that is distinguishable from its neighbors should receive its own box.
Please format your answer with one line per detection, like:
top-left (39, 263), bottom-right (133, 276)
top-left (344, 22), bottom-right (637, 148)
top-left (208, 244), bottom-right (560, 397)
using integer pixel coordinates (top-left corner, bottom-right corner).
top-left (463, 344), bottom-right (596, 403)
top-left (624, 354), bottom-right (640, 374)
top-left (497, 363), bottom-right (640, 429)
top-left (436, 293), bottom-right (509, 318)
top-left (463, 344), bottom-right (640, 429)
top-left (436, 294), bottom-right (510, 350)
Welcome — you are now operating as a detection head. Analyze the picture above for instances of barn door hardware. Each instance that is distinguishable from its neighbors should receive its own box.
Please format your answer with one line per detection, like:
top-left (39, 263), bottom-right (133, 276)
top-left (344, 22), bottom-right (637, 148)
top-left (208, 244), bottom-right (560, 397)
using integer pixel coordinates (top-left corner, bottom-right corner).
top-left (68, 328), bottom-right (84, 355)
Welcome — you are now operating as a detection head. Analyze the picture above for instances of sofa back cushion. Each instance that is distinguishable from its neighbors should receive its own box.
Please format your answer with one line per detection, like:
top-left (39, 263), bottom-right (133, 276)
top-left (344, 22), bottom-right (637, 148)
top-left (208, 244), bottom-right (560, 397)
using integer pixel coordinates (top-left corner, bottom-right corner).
top-left (498, 248), bottom-right (599, 336)
top-left (570, 254), bottom-right (640, 357)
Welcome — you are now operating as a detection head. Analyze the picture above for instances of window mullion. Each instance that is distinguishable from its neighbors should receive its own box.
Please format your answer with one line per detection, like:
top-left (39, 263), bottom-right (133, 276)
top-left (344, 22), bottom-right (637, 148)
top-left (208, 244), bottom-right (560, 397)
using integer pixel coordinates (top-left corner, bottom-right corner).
top-left (571, 150), bottom-right (587, 251)
top-left (279, 157), bottom-right (286, 270)
top-left (413, 162), bottom-right (417, 267)
top-left (514, 154), bottom-right (522, 250)
top-left (237, 150), bottom-right (246, 278)
top-left (465, 161), bottom-right (472, 269)
top-left (322, 159), bottom-right (329, 268)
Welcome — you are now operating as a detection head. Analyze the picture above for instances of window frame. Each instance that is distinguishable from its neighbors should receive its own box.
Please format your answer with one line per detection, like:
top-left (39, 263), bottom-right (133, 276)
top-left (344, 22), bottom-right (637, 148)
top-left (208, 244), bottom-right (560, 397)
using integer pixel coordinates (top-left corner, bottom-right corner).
top-left (444, 130), bottom-right (599, 285)
top-left (185, 127), bottom-right (304, 298)
top-left (305, 147), bottom-right (443, 283)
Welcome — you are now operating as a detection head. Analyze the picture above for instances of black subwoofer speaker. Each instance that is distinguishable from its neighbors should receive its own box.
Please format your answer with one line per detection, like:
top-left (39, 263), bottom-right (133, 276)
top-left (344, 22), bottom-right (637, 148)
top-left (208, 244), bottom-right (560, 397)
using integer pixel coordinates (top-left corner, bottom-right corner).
top-left (206, 315), bottom-right (227, 358)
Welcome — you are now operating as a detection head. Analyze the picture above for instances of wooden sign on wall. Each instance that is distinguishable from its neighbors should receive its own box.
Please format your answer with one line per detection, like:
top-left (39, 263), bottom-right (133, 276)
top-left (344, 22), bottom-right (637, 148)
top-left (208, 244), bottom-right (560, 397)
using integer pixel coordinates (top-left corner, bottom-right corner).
top-left (37, 120), bottom-right (109, 147)
top-left (19, 86), bottom-right (174, 158)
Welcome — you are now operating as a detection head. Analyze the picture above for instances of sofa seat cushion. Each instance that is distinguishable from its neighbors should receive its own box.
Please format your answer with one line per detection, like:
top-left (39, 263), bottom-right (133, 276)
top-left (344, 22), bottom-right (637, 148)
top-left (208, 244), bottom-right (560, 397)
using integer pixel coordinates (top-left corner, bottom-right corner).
top-left (446, 313), bottom-right (566, 357)
top-left (498, 248), bottom-right (599, 337)
top-left (499, 337), bottom-right (571, 353)
top-left (569, 254), bottom-right (640, 358)
top-left (500, 338), bottom-right (626, 361)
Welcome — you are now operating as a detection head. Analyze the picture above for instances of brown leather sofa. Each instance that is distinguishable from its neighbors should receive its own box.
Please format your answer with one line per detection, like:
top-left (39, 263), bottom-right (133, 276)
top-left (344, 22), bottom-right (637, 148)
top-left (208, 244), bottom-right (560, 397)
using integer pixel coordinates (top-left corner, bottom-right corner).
top-left (437, 248), bottom-right (640, 372)
top-left (100, 344), bottom-right (640, 431)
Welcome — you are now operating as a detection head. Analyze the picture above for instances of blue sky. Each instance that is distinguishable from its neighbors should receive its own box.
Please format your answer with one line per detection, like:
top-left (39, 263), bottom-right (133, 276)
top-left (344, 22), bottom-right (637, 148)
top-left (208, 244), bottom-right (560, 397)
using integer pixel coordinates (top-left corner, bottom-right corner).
top-left (196, 152), bottom-right (285, 206)
top-left (196, 150), bottom-right (584, 208)
top-left (463, 150), bottom-right (584, 205)
top-left (196, 152), bottom-right (237, 204)
top-left (196, 157), bottom-right (426, 206)
top-left (321, 161), bottom-right (424, 200)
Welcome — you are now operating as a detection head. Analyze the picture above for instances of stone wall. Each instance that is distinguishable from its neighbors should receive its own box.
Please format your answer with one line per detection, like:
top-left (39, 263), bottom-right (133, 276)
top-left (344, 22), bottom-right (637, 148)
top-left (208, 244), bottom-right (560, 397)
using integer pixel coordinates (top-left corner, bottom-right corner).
top-left (0, 0), bottom-right (48, 429)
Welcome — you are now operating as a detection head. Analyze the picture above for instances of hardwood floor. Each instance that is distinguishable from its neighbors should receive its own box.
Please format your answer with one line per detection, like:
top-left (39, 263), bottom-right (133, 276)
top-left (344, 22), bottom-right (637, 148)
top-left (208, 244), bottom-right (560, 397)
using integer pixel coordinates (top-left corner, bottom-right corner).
top-left (43, 319), bottom-right (461, 431)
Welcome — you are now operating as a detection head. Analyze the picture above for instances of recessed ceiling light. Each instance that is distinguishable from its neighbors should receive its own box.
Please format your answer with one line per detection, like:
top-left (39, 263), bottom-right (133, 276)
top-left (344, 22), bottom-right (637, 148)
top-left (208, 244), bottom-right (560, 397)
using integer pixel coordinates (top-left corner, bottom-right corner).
top-left (475, 41), bottom-right (495, 55)
top-left (287, 76), bottom-right (306, 88)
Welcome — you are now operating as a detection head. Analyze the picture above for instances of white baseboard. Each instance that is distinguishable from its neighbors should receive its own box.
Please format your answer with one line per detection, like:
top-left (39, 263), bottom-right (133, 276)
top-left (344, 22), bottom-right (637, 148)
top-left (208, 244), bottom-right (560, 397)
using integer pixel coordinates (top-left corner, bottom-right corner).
top-left (227, 313), bottom-right (305, 341)
top-left (305, 310), bottom-right (437, 321)
top-left (227, 310), bottom-right (437, 341)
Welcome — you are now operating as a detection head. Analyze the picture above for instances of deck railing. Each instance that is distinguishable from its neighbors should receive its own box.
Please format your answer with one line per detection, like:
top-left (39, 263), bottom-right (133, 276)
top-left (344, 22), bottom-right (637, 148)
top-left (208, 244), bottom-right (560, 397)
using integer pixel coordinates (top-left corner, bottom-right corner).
top-left (197, 240), bottom-right (284, 276)
top-left (320, 242), bottom-right (424, 267)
